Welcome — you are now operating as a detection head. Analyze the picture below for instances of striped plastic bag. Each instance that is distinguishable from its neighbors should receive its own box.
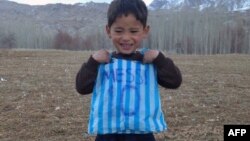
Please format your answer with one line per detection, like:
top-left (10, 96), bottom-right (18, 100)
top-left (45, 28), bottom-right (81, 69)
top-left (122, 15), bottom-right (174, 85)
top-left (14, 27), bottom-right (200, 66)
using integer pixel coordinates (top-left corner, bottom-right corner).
top-left (88, 57), bottom-right (167, 134)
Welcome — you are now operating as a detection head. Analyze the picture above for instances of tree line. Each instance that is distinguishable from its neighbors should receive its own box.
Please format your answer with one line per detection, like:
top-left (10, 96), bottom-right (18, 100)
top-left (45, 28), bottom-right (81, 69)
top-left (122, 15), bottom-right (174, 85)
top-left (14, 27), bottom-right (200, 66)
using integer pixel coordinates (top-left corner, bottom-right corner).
top-left (0, 10), bottom-right (249, 54)
top-left (146, 9), bottom-right (250, 54)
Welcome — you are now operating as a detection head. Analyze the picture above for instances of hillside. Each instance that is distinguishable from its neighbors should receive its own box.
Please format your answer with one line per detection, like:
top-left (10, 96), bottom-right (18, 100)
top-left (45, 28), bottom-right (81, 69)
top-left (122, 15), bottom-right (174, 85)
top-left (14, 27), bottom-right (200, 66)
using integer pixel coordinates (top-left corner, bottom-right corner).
top-left (149, 0), bottom-right (250, 11)
top-left (0, 0), bottom-right (108, 33)
top-left (0, 0), bottom-right (250, 54)
top-left (0, 49), bottom-right (250, 140)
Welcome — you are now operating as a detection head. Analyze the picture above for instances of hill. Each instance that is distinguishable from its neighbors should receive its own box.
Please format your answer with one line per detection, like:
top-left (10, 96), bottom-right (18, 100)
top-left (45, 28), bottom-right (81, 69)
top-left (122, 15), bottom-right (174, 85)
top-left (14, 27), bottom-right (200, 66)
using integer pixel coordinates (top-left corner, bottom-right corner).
top-left (0, 0), bottom-right (250, 54)
top-left (149, 0), bottom-right (250, 11)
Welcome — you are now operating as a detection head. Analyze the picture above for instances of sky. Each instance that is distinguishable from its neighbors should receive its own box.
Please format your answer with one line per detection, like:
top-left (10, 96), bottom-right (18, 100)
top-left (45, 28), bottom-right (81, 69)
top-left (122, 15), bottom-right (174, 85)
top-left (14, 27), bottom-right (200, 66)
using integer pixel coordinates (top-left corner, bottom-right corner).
top-left (8, 0), bottom-right (154, 6)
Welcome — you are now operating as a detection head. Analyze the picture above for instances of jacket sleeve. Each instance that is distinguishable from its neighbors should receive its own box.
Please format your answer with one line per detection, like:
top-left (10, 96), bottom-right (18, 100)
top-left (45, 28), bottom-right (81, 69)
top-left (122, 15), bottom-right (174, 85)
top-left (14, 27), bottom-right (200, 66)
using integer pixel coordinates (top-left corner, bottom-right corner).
top-left (75, 56), bottom-right (100, 95)
top-left (153, 52), bottom-right (182, 89)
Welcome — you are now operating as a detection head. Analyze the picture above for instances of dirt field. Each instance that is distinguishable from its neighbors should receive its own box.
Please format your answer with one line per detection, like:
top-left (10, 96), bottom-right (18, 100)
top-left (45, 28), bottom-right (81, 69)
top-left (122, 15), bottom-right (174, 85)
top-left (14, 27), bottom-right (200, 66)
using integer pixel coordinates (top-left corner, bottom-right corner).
top-left (0, 49), bottom-right (250, 141)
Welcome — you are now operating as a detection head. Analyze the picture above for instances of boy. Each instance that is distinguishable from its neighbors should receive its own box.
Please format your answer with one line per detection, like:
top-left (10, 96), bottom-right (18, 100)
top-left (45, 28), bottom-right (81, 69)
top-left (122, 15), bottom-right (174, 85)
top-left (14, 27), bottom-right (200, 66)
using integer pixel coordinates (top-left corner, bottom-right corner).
top-left (76, 0), bottom-right (182, 141)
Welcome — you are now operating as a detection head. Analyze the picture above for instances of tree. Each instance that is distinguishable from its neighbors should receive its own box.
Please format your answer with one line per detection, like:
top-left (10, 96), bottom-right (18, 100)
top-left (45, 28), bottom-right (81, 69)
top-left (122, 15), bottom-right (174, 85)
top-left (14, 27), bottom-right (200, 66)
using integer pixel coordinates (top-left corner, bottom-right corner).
top-left (0, 33), bottom-right (16, 49)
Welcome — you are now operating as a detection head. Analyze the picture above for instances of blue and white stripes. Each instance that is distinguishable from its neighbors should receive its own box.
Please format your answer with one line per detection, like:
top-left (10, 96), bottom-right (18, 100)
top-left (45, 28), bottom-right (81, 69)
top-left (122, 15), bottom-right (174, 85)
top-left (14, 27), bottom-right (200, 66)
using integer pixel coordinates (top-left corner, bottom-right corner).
top-left (88, 58), bottom-right (167, 134)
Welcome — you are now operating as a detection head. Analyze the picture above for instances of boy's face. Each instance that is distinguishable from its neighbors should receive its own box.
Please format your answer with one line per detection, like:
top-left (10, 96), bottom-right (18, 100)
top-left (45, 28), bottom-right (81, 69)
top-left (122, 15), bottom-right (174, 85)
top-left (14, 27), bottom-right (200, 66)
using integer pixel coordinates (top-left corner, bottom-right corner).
top-left (106, 14), bottom-right (149, 55)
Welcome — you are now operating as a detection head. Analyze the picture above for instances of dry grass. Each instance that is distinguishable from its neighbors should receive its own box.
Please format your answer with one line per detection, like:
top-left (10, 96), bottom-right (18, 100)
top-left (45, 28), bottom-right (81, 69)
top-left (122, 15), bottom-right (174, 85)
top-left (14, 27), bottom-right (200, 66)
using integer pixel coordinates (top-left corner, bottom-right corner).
top-left (0, 49), bottom-right (250, 141)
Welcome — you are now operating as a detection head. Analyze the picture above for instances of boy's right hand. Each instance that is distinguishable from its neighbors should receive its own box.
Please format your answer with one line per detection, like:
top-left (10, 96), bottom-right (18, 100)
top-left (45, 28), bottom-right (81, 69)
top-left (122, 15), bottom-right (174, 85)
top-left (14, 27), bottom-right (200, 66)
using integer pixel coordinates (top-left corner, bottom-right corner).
top-left (92, 49), bottom-right (110, 63)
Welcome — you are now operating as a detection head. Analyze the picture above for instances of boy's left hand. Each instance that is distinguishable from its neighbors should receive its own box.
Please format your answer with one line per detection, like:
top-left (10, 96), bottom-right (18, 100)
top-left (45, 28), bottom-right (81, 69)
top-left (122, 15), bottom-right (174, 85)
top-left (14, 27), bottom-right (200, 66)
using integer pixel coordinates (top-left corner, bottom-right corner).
top-left (143, 50), bottom-right (159, 63)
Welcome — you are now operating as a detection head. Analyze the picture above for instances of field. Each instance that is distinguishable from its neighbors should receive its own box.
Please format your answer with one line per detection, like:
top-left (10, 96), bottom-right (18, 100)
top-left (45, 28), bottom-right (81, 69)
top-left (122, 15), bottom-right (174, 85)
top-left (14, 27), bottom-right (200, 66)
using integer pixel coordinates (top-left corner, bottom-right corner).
top-left (0, 49), bottom-right (250, 141)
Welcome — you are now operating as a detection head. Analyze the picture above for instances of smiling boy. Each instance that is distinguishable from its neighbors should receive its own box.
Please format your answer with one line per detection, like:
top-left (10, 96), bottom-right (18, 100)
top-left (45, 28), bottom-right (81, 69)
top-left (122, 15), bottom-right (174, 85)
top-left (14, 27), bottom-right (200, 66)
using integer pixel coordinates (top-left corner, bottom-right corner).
top-left (76, 0), bottom-right (182, 141)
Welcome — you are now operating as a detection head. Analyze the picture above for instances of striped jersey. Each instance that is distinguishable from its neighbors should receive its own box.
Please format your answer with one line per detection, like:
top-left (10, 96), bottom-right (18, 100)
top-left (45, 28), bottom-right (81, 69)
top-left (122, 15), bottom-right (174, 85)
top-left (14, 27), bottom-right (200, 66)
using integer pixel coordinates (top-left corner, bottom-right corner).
top-left (88, 58), bottom-right (167, 134)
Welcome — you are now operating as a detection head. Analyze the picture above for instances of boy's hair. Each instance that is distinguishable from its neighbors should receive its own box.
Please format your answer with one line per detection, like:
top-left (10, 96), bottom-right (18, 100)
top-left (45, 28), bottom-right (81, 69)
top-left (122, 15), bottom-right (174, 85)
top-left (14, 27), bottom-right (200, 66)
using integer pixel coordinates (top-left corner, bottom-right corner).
top-left (107, 0), bottom-right (148, 28)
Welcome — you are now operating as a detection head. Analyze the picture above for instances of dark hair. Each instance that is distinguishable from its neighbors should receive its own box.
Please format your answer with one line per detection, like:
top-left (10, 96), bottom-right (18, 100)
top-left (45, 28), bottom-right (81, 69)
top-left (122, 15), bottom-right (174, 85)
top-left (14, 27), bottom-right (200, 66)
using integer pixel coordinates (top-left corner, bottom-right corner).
top-left (107, 0), bottom-right (148, 28)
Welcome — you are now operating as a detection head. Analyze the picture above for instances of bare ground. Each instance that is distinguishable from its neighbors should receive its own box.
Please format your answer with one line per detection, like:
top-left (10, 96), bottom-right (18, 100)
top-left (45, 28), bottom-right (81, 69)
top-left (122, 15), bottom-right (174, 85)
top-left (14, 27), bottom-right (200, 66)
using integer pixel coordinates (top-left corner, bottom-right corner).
top-left (0, 49), bottom-right (250, 141)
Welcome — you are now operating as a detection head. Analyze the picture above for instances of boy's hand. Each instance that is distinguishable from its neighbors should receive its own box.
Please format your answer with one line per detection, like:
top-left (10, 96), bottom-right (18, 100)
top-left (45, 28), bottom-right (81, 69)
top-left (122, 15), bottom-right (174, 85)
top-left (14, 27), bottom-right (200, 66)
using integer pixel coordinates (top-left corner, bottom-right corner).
top-left (143, 50), bottom-right (159, 63)
top-left (92, 49), bottom-right (110, 63)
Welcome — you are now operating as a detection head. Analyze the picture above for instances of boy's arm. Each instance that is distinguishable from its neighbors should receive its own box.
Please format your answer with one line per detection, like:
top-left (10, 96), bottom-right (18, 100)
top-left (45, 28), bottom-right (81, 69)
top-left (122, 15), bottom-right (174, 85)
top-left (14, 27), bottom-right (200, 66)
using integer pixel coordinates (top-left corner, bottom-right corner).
top-left (153, 52), bottom-right (182, 89)
top-left (75, 56), bottom-right (100, 94)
